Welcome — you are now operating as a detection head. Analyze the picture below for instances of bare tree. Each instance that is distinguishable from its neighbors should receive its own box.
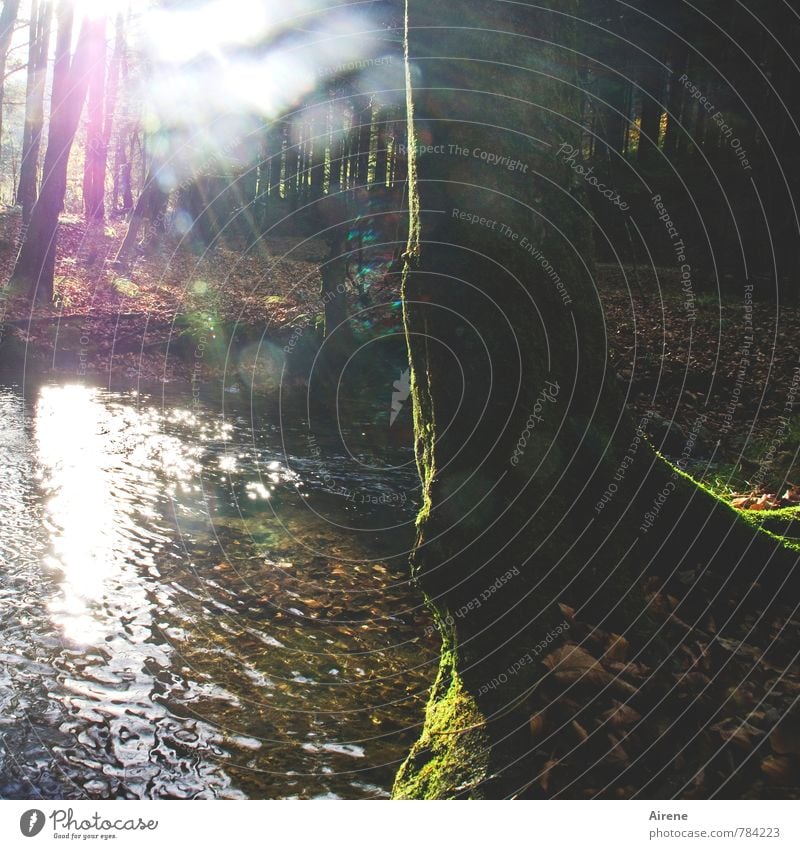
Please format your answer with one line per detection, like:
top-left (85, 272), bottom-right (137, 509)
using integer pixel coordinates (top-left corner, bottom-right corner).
top-left (112, 158), bottom-right (169, 268)
top-left (110, 12), bottom-right (135, 215)
top-left (82, 11), bottom-right (107, 220)
top-left (16, 0), bottom-right (53, 223)
top-left (10, 5), bottom-right (104, 303)
top-left (0, 0), bottom-right (22, 164)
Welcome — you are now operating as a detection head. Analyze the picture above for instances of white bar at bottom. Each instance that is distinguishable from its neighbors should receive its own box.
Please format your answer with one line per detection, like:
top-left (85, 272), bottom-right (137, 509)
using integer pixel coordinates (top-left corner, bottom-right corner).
top-left (0, 799), bottom-right (796, 848)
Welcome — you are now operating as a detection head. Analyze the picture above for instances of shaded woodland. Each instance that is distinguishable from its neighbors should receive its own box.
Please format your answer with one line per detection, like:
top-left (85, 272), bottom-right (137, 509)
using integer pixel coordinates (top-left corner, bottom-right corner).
top-left (0, 0), bottom-right (798, 803)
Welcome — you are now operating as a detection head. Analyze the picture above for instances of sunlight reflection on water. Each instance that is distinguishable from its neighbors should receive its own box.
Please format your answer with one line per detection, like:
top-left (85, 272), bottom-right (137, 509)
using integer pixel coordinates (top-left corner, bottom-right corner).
top-left (0, 381), bottom-right (431, 800)
top-left (35, 385), bottom-right (193, 644)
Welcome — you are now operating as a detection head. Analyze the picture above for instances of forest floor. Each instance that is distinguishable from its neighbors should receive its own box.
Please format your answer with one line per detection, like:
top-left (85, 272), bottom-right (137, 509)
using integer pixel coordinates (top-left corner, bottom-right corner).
top-left (599, 262), bottom-right (800, 504)
top-left (1, 207), bottom-right (799, 799)
top-left (1, 208), bottom-right (797, 497)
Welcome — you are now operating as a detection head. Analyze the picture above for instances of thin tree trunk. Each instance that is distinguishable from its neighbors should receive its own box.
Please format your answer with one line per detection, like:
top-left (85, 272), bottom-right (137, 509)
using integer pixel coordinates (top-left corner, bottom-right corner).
top-left (16, 0), bottom-right (52, 224)
top-left (321, 225), bottom-right (349, 340)
top-left (100, 13), bottom-right (121, 213)
top-left (310, 188), bottom-right (356, 411)
top-left (355, 95), bottom-right (372, 187)
top-left (374, 121), bottom-right (389, 188)
top-left (390, 113), bottom-right (407, 187)
top-left (329, 105), bottom-right (347, 195)
top-left (10, 8), bottom-right (102, 303)
top-left (121, 131), bottom-right (135, 212)
top-left (112, 162), bottom-right (168, 267)
top-left (283, 120), bottom-right (299, 208)
top-left (309, 112), bottom-right (326, 205)
top-left (82, 14), bottom-right (107, 221)
top-left (637, 58), bottom-right (666, 168)
top-left (0, 0), bottom-right (21, 166)
top-left (664, 43), bottom-right (690, 160)
top-left (110, 13), bottom-right (130, 215)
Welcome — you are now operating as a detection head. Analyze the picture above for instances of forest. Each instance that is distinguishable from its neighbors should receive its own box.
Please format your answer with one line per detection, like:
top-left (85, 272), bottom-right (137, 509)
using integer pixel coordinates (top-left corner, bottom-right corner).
top-left (0, 0), bottom-right (798, 809)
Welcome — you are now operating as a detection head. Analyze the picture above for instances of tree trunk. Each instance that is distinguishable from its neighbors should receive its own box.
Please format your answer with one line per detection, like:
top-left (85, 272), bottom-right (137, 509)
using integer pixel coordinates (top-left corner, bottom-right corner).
top-left (112, 161), bottom-right (169, 267)
top-left (304, 187), bottom-right (356, 420)
top-left (319, 190), bottom-right (354, 352)
top-left (394, 0), bottom-right (798, 800)
top-left (355, 95), bottom-right (372, 187)
top-left (121, 132), bottom-right (135, 212)
top-left (82, 14), bottom-right (107, 221)
top-left (10, 8), bottom-right (101, 304)
top-left (0, 0), bottom-right (21, 166)
top-left (329, 104), bottom-right (347, 193)
top-left (100, 14), bottom-right (121, 207)
top-left (283, 120), bottom-right (299, 208)
top-left (16, 0), bottom-right (52, 224)
top-left (663, 43), bottom-right (690, 161)
top-left (637, 58), bottom-right (666, 169)
top-left (110, 13), bottom-right (131, 215)
top-left (374, 122), bottom-right (388, 189)
top-left (308, 111), bottom-right (326, 205)
top-left (321, 225), bottom-right (349, 342)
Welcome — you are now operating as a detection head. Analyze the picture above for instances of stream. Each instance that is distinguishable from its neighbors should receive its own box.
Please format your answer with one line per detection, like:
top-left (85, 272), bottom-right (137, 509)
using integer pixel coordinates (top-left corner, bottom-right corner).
top-left (0, 379), bottom-right (436, 799)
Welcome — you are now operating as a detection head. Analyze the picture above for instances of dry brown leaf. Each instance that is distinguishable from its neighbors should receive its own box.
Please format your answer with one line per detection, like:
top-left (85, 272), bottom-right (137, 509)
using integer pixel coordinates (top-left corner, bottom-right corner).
top-left (544, 643), bottom-right (638, 697)
top-left (605, 701), bottom-right (642, 729)
top-left (604, 734), bottom-right (630, 766)
top-left (605, 633), bottom-right (630, 662)
top-left (770, 721), bottom-right (800, 756)
top-left (711, 719), bottom-right (761, 752)
top-left (558, 602), bottom-right (576, 622)
top-left (543, 643), bottom-right (606, 681)
top-left (782, 485), bottom-right (800, 502)
top-left (761, 755), bottom-right (796, 784)
top-left (649, 594), bottom-right (671, 615)
top-left (539, 758), bottom-right (559, 793)
top-left (529, 713), bottom-right (547, 742)
top-left (571, 720), bottom-right (589, 742)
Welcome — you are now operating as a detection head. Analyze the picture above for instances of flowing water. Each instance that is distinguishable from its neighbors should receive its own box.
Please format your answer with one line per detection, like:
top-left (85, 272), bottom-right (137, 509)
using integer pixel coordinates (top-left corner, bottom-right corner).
top-left (0, 380), bottom-right (436, 799)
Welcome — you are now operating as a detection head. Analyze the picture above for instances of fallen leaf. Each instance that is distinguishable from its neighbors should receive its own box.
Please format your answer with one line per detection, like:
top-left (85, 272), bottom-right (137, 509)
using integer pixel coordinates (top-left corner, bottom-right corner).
top-left (605, 701), bottom-right (642, 729)
top-left (711, 718), bottom-right (762, 752)
top-left (604, 734), bottom-right (630, 765)
top-left (529, 713), bottom-right (547, 742)
top-left (770, 721), bottom-right (800, 756)
top-left (761, 755), bottom-right (796, 784)
top-left (558, 602), bottom-right (576, 622)
top-left (544, 643), bottom-right (637, 696)
top-left (539, 758), bottom-right (559, 793)
top-left (571, 720), bottom-right (589, 742)
top-left (605, 633), bottom-right (630, 662)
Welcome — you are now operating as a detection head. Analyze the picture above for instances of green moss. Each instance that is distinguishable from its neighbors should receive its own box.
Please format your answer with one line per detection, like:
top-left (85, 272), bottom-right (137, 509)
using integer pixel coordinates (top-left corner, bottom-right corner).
top-left (392, 649), bottom-right (490, 799)
top-left (402, 0), bottom-right (421, 264)
top-left (113, 276), bottom-right (139, 297)
top-left (660, 453), bottom-right (800, 549)
top-left (737, 506), bottom-right (800, 550)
